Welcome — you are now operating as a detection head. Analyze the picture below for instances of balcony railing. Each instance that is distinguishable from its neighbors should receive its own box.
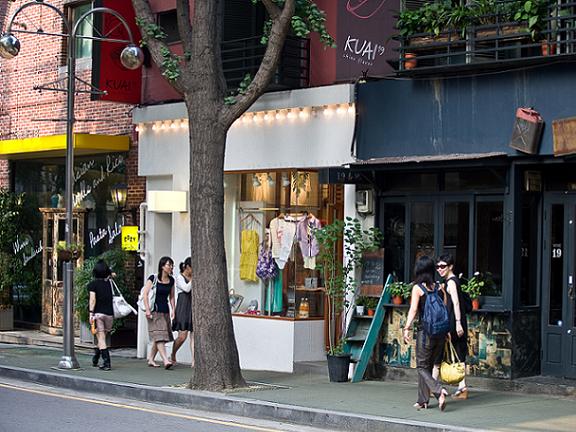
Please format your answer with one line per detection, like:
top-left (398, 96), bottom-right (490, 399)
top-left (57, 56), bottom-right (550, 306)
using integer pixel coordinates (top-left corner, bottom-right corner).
top-left (396, 1), bottom-right (576, 75)
top-left (222, 35), bottom-right (310, 91)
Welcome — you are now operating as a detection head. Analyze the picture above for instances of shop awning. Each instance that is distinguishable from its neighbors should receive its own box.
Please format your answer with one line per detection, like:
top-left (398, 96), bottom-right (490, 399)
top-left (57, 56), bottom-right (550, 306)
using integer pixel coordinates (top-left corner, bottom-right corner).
top-left (0, 134), bottom-right (130, 159)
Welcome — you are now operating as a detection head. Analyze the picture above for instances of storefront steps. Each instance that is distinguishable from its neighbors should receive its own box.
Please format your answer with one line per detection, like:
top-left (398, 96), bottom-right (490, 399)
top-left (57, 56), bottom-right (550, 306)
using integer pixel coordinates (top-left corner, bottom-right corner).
top-left (374, 365), bottom-right (576, 400)
top-left (0, 328), bottom-right (94, 351)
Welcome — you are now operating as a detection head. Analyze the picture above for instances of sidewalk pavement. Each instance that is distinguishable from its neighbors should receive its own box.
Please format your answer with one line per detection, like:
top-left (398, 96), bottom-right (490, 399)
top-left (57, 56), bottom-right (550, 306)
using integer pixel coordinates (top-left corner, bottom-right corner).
top-left (0, 341), bottom-right (575, 432)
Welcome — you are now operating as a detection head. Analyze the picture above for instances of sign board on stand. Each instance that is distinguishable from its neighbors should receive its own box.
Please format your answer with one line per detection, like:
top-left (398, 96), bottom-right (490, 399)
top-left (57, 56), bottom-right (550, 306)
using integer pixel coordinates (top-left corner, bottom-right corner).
top-left (360, 248), bottom-right (384, 296)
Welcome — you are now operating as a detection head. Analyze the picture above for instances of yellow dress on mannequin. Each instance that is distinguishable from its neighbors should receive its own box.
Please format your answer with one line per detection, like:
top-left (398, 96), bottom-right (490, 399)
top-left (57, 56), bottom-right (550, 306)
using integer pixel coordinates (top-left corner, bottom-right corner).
top-left (239, 229), bottom-right (259, 281)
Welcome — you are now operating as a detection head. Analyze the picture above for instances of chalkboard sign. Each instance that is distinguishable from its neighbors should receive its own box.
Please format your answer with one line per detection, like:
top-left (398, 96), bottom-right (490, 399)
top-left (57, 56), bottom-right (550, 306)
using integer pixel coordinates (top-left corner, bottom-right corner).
top-left (360, 249), bottom-right (384, 296)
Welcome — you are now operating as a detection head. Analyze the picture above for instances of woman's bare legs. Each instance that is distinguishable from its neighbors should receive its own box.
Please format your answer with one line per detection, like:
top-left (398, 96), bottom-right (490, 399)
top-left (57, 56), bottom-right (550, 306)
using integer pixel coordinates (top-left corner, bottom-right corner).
top-left (171, 330), bottom-right (189, 363)
top-left (147, 343), bottom-right (159, 366)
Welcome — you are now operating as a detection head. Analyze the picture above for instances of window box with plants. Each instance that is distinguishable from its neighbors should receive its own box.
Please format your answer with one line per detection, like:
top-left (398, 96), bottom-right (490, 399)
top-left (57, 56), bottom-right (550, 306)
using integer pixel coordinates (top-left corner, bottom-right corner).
top-left (57, 241), bottom-right (83, 262)
top-left (314, 217), bottom-right (383, 382)
top-left (395, 0), bottom-right (555, 70)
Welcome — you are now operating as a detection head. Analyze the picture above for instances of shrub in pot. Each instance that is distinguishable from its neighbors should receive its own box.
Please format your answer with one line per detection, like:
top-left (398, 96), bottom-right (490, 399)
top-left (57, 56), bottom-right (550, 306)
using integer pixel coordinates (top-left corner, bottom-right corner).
top-left (314, 217), bottom-right (383, 382)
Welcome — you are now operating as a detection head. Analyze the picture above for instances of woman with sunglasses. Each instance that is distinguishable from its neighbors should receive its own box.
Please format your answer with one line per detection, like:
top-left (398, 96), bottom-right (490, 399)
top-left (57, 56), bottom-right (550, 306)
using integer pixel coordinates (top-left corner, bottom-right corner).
top-left (403, 255), bottom-right (449, 411)
top-left (435, 253), bottom-right (468, 399)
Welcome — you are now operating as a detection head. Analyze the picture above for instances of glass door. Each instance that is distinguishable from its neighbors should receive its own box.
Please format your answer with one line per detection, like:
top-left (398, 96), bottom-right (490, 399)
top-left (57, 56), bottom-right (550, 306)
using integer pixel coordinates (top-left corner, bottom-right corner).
top-left (542, 194), bottom-right (576, 378)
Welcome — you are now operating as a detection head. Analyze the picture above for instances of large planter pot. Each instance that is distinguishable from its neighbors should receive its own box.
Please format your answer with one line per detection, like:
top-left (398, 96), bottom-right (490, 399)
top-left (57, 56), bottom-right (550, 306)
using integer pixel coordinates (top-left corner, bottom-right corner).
top-left (0, 306), bottom-right (14, 331)
top-left (327, 353), bottom-right (351, 382)
top-left (392, 295), bottom-right (403, 305)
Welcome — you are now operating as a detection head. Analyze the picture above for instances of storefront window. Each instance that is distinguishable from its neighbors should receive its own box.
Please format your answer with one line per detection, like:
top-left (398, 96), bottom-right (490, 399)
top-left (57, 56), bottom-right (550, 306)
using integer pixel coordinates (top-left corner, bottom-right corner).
top-left (224, 170), bottom-right (342, 320)
top-left (444, 202), bottom-right (469, 277)
top-left (475, 201), bottom-right (504, 297)
top-left (382, 203), bottom-right (405, 283)
top-left (410, 202), bottom-right (434, 273)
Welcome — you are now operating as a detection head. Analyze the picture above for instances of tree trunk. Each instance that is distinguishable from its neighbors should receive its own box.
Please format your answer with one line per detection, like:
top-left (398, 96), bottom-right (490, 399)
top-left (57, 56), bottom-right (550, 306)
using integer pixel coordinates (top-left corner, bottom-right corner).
top-left (186, 94), bottom-right (245, 390)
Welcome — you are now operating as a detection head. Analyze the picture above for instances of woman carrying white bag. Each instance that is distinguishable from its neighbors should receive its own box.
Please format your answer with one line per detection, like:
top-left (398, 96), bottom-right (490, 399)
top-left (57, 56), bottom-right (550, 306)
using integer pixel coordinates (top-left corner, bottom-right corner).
top-left (88, 260), bottom-right (116, 371)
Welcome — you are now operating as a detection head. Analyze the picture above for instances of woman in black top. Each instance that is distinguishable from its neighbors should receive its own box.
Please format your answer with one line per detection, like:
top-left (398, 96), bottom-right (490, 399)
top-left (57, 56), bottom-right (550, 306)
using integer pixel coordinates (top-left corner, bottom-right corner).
top-left (402, 255), bottom-right (449, 411)
top-left (142, 256), bottom-right (175, 369)
top-left (436, 253), bottom-right (468, 399)
top-left (88, 260), bottom-right (114, 370)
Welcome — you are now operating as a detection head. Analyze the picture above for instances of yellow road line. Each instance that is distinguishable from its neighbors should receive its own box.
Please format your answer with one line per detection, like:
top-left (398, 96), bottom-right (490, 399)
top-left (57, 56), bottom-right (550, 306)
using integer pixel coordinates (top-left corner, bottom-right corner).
top-left (0, 382), bottom-right (281, 432)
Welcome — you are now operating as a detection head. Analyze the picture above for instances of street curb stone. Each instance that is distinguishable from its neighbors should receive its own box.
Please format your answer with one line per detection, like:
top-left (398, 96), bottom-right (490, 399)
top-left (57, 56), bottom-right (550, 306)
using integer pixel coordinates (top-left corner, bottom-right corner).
top-left (0, 365), bottom-right (478, 432)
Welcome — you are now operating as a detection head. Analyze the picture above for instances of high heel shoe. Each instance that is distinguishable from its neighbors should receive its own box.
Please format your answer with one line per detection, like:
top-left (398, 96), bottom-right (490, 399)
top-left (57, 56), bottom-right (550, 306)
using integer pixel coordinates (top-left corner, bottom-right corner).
top-left (438, 389), bottom-right (448, 412)
top-left (413, 402), bottom-right (428, 410)
top-left (453, 387), bottom-right (468, 400)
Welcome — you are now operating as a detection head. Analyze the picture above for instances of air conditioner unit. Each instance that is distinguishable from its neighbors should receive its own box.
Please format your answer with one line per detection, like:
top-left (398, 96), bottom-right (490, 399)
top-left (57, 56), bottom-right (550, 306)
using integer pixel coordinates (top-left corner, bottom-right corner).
top-left (355, 190), bottom-right (373, 214)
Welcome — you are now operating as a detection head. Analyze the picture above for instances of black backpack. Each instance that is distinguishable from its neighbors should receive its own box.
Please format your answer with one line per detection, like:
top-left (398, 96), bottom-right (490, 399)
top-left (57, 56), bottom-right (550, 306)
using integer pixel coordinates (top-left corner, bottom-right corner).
top-left (419, 283), bottom-right (450, 336)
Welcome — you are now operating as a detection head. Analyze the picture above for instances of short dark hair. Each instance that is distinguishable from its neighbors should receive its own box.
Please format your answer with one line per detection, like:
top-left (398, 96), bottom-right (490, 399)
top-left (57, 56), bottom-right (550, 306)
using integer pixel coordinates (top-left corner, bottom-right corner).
top-left (179, 257), bottom-right (191, 273)
top-left (93, 259), bottom-right (111, 279)
top-left (413, 255), bottom-right (435, 286)
top-left (157, 256), bottom-right (174, 278)
top-left (437, 253), bottom-right (454, 266)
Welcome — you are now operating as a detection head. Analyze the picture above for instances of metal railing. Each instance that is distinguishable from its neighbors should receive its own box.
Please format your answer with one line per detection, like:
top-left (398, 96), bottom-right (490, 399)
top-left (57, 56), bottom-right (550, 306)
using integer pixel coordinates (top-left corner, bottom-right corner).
top-left (397, 1), bottom-right (576, 74)
top-left (221, 35), bottom-right (310, 90)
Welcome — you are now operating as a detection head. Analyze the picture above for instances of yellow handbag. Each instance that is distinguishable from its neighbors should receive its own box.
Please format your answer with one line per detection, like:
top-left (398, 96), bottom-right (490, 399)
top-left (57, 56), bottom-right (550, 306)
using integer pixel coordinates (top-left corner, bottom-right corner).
top-left (440, 339), bottom-right (466, 385)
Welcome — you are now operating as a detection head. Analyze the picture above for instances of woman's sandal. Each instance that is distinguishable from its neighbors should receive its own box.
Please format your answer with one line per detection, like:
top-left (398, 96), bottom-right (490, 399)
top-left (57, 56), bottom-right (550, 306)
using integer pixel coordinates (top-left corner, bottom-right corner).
top-left (453, 387), bottom-right (468, 400)
top-left (147, 362), bottom-right (160, 368)
top-left (164, 362), bottom-right (173, 370)
top-left (438, 389), bottom-right (448, 412)
top-left (413, 402), bottom-right (428, 410)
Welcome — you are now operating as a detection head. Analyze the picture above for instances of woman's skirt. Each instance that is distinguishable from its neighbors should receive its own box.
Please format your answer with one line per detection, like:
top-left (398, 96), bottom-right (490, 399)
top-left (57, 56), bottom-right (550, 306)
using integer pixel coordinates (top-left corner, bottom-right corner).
top-left (172, 292), bottom-right (193, 332)
top-left (147, 312), bottom-right (174, 343)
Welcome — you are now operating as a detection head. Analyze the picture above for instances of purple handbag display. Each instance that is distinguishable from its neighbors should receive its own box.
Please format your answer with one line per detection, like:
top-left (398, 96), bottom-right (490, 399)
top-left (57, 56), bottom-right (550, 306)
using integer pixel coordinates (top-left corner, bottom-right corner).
top-left (256, 245), bottom-right (278, 280)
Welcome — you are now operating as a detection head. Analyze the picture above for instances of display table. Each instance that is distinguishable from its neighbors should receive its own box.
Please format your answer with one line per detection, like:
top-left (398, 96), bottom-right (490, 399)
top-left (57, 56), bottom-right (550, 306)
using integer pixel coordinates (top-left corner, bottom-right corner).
top-left (232, 314), bottom-right (325, 373)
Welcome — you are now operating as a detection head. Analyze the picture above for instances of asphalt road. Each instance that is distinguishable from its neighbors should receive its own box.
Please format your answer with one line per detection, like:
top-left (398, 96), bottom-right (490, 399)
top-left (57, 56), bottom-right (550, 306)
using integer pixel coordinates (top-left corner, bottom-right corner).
top-left (0, 379), bottom-right (328, 432)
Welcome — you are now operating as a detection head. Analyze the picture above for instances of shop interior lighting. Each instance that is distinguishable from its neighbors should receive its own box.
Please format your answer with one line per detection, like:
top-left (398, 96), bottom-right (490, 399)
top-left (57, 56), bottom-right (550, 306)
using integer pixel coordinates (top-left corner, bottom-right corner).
top-left (323, 105), bottom-right (334, 117)
top-left (336, 104), bottom-right (346, 115)
top-left (287, 109), bottom-right (296, 120)
top-left (347, 104), bottom-right (355, 115)
top-left (298, 108), bottom-right (310, 120)
top-left (170, 121), bottom-right (178, 129)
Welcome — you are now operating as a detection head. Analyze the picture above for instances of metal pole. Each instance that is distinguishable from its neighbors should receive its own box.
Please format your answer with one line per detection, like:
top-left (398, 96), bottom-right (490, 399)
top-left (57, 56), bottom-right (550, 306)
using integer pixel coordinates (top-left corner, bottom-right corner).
top-left (58, 28), bottom-right (79, 370)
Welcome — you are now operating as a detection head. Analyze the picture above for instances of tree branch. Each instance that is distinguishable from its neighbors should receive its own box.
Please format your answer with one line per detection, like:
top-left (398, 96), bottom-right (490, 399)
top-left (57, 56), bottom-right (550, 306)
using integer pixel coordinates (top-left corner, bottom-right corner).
top-left (176, 0), bottom-right (193, 59)
top-left (220, 0), bottom-right (295, 126)
top-left (131, 0), bottom-right (185, 94)
top-left (261, 0), bottom-right (282, 20)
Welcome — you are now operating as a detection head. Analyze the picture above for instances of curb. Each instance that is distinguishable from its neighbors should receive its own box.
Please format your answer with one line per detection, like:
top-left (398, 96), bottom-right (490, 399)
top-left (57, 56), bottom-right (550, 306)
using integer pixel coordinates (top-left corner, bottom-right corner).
top-left (0, 365), bottom-right (478, 432)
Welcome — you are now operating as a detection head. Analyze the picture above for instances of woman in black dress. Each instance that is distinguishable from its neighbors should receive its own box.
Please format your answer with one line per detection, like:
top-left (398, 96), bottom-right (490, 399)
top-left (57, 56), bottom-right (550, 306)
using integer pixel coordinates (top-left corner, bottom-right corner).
top-left (171, 257), bottom-right (193, 366)
top-left (142, 256), bottom-right (175, 369)
top-left (88, 260), bottom-right (114, 370)
top-left (436, 253), bottom-right (468, 399)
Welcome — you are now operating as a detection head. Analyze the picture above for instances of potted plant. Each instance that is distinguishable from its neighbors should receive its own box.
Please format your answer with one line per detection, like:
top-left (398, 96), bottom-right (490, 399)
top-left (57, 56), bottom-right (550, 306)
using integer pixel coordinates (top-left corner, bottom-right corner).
top-left (389, 281), bottom-right (405, 305)
top-left (364, 296), bottom-right (379, 315)
top-left (355, 296), bottom-right (367, 316)
top-left (57, 241), bottom-right (83, 262)
top-left (75, 249), bottom-right (135, 345)
top-left (314, 217), bottom-right (383, 382)
top-left (461, 272), bottom-right (485, 310)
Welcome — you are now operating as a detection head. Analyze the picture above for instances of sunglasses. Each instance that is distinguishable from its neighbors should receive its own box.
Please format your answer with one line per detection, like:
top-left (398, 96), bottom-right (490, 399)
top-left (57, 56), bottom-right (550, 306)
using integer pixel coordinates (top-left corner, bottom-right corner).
top-left (436, 264), bottom-right (448, 269)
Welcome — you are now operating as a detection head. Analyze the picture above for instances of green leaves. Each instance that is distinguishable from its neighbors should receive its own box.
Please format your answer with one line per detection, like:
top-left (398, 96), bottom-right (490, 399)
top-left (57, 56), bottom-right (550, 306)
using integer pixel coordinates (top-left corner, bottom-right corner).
top-left (314, 218), bottom-right (383, 354)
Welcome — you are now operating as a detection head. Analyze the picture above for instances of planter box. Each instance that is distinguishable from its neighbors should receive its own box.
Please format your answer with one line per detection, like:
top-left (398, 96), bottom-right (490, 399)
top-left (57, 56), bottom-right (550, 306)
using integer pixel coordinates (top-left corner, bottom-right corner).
top-left (0, 306), bottom-right (14, 331)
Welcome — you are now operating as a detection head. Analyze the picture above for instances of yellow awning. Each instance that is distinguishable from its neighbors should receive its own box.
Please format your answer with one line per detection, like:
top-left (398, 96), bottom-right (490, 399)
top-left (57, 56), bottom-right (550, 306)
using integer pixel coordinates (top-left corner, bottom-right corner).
top-left (0, 134), bottom-right (130, 159)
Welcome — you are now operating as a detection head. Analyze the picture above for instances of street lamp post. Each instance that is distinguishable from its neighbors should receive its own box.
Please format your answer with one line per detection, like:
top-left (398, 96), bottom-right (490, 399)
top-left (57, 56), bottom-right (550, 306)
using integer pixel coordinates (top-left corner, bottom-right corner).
top-left (0, 1), bottom-right (143, 369)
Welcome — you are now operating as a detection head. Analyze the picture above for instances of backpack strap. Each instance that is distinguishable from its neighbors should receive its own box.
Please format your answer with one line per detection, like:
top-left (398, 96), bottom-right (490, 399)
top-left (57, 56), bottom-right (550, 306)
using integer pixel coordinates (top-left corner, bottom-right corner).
top-left (418, 283), bottom-right (428, 295)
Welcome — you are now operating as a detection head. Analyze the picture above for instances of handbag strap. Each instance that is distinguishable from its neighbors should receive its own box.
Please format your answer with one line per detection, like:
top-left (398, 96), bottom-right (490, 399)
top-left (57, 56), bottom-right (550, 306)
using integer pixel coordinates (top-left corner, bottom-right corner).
top-left (110, 279), bottom-right (122, 297)
top-left (445, 339), bottom-right (461, 363)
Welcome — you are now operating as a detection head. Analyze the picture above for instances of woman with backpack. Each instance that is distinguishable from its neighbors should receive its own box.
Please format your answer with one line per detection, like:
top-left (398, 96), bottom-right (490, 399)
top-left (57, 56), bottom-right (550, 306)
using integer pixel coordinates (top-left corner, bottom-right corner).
top-left (403, 255), bottom-right (449, 411)
top-left (435, 253), bottom-right (469, 399)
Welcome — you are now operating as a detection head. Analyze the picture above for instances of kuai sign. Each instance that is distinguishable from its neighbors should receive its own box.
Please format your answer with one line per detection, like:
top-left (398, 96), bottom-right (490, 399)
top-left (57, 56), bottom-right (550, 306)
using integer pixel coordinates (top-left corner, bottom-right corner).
top-left (121, 226), bottom-right (139, 251)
